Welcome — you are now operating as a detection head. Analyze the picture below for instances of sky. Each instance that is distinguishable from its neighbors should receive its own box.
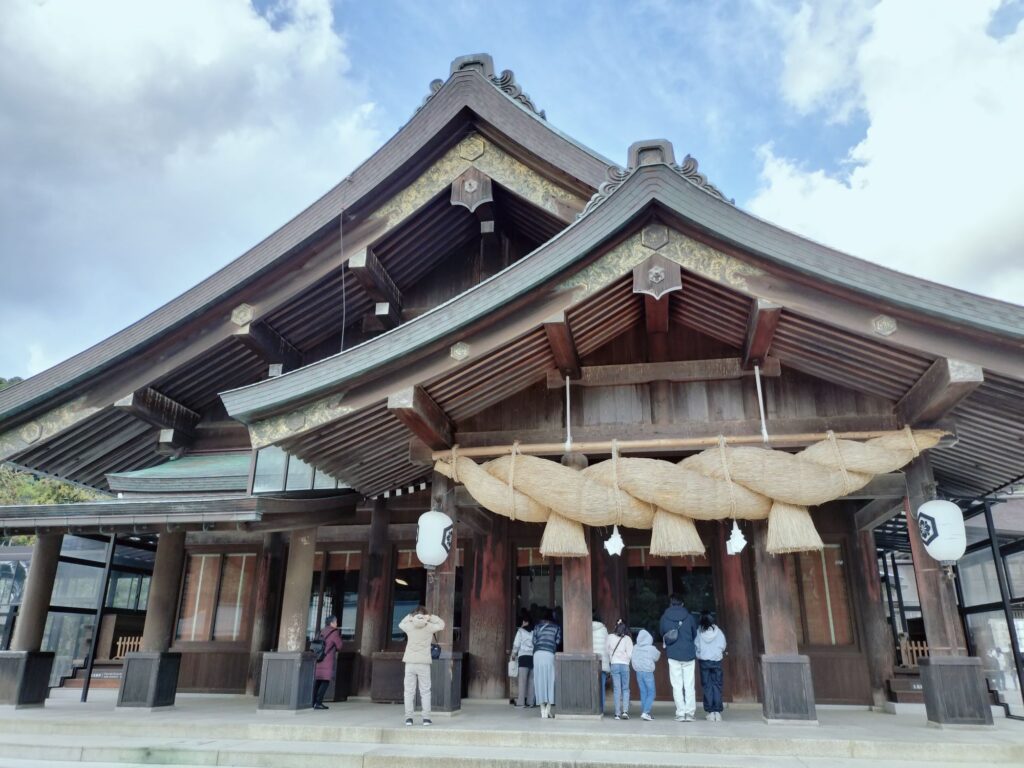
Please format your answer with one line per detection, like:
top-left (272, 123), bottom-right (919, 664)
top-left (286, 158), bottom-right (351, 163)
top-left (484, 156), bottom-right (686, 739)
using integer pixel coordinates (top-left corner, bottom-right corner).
top-left (1, 0), bottom-right (1022, 380)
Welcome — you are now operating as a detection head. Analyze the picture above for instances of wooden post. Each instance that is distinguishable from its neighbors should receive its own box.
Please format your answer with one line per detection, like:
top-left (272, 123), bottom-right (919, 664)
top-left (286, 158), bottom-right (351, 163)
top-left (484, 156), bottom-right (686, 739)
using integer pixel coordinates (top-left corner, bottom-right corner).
top-left (140, 531), bottom-right (186, 653)
top-left (427, 471), bottom-right (458, 647)
top-left (845, 509), bottom-right (896, 708)
top-left (277, 528), bottom-right (317, 652)
top-left (715, 524), bottom-right (758, 702)
top-left (904, 457), bottom-right (968, 656)
top-left (592, 528), bottom-right (626, 630)
top-left (247, 532), bottom-right (284, 695)
top-left (357, 498), bottom-right (392, 695)
top-left (752, 524), bottom-right (817, 721)
top-left (562, 553), bottom-right (594, 653)
top-left (467, 514), bottom-right (509, 698)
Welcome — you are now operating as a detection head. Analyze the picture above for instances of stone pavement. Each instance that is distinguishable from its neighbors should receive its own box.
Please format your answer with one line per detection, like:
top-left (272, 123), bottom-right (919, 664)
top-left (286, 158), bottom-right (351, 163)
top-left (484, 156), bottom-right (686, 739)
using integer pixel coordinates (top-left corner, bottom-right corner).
top-left (0, 689), bottom-right (1022, 768)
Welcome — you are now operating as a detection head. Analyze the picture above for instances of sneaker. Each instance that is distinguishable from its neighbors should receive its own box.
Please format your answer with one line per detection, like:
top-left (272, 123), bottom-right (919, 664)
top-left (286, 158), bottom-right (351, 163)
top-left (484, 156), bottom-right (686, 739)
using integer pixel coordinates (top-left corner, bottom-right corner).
top-left (422, 718), bottom-right (432, 726)
top-left (674, 715), bottom-right (686, 722)
top-left (684, 713), bottom-right (695, 722)
top-left (614, 714), bottom-right (621, 720)
top-left (641, 713), bottom-right (653, 721)
top-left (714, 712), bottom-right (722, 722)
top-left (404, 718), bottom-right (413, 726)
top-left (705, 712), bottom-right (714, 721)
top-left (620, 712), bottom-right (629, 720)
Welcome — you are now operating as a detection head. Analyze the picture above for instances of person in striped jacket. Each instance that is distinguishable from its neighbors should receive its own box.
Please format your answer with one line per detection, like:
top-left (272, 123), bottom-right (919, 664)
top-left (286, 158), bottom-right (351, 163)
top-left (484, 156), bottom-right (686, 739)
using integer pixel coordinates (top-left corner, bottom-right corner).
top-left (531, 609), bottom-right (562, 718)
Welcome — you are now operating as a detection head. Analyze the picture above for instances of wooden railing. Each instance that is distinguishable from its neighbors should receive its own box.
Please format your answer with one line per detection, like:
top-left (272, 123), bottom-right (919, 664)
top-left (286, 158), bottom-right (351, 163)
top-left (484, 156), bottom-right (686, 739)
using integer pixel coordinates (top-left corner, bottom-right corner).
top-left (898, 637), bottom-right (929, 667)
top-left (114, 635), bottom-right (142, 659)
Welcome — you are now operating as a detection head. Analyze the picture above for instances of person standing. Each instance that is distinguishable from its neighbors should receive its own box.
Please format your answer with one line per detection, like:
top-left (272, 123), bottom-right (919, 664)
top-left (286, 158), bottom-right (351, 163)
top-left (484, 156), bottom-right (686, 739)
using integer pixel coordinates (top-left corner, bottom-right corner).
top-left (605, 619), bottom-right (634, 720)
top-left (659, 593), bottom-right (698, 722)
top-left (696, 612), bottom-right (727, 721)
top-left (591, 613), bottom-right (609, 715)
top-left (511, 612), bottom-right (535, 708)
top-left (399, 605), bottom-right (445, 726)
top-left (532, 609), bottom-right (562, 718)
top-left (631, 629), bottom-right (661, 721)
top-left (312, 615), bottom-right (344, 710)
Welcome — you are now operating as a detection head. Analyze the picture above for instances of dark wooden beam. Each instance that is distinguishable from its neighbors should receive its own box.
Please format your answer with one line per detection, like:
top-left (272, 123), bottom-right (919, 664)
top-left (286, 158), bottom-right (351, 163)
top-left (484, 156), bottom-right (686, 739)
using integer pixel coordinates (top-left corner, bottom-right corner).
top-left (542, 312), bottom-right (581, 379)
top-left (742, 298), bottom-right (782, 369)
top-left (840, 472), bottom-right (907, 501)
top-left (387, 385), bottom-right (453, 450)
top-left (644, 295), bottom-right (670, 334)
top-left (349, 246), bottom-right (402, 309)
top-left (233, 321), bottom-right (303, 372)
top-left (855, 497), bottom-right (904, 531)
top-left (114, 387), bottom-right (199, 436)
top-left (374, 301), bottom-right (401, 330)
top-left (451, 166), bottom-right (494, 219)
top-left (896, 358), bottom-right (984, 425)
top-left (155, 428), bottom-right (189, 458)
top-left (545, 356), bottom-right (781, 389)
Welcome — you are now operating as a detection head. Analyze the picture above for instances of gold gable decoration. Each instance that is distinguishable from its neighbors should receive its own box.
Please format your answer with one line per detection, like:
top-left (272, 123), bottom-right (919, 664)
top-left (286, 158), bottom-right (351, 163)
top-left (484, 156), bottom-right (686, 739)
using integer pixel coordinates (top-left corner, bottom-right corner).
top-left (433, 428), bottom-right (943, 557)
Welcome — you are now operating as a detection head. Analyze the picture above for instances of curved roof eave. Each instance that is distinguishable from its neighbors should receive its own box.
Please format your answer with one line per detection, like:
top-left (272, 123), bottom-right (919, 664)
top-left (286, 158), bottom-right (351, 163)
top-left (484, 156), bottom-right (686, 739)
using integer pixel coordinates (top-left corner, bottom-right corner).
top-left (221, 160), bottom-right (1024, 424)
top-left (0, 66), bottom-right (611, 425)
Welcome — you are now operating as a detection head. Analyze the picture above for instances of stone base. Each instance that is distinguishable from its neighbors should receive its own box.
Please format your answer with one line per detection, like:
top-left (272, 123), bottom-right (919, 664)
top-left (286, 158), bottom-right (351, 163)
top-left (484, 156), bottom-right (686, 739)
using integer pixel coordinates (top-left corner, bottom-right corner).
top-left (919, 656), bottom-right (994, 727)
top-left (258, 651), bottom-right (315, 711)
top-left (117, 652), bottom-right (181, 709)
top-left (554, 653), bottom-right (601, 716)
top-left (0, 651), bottom-right (54, 708)
top-left (371, 651), bottom-right (463, 712)
top-left (761, 654), bottom-right (817, 723)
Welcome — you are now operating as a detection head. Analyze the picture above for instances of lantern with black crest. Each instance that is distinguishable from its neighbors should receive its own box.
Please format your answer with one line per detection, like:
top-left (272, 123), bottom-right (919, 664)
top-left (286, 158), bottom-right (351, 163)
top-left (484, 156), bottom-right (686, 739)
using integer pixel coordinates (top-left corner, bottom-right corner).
top-left (417, 508), bottom-right (455, 570)
top-left (915, 499), bottom-right (967, 566)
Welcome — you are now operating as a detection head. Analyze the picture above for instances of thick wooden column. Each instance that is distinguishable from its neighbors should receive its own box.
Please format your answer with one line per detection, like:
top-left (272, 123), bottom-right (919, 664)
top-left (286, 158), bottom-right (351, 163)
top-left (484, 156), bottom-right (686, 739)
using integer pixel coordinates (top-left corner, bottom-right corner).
top-left (562, 553), bottom-right (594, 653)
top-left (427, 472), bottom-right (458, 647)
top-left (592, 528), bottom-right (626, 628)
top-left (1, 533), bottom-right (61, 707)
top-left (357, 498), bottom-right (392, 695)
top-left (845, 511), bottom-right (896, 708)
top-left (904, 457), bottom-right (967, 656)
top-left (119, 530), bottom-right (186, 708)
top-left (715, 524), bottom-right (758, 702)
top-left (467, 514), bottom-right (509, 698)
top-left (247, 532), bottom-right (284, 695)
top-left (752, 524), bottom-right (816, 722)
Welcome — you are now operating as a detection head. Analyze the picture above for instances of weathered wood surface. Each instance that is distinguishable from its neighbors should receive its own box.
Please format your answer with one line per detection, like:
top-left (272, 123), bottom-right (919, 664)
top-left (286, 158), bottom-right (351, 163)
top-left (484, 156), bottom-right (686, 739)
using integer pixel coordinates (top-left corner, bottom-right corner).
top-left (896, 357), bottom-right (983, 425)
top-left (233, 321), bottom-right (303, 372)
top-left (247, 532), bottom-right (284, 695)
top-left (389, 385), bottom-right (453, 450)
top-left (545, 357), bottom-right (781, 389)
top-left (562, 553), bottom-right (594, 654)
top-left (114, 387), bottom-right (200, 435)
top-left (427, 472), bottom-right (458, 648)
top-left (847, 513), bottom-right (896, 707)
top-left (715, 524), bottom-right (759, 702)
top-left (632, 252), bottom-right (681, 301)
top-left (742, 298), bottom-right (782, 369)
top-left (751, 524), bottom-right (799, 655)
top-left (542, 312), bottom-right (581, 379)
top-left (356, 499), bottom-right (391, 695)
top-left (854, 496), bottom-right (904, 530)
top-left (450, 166), bottom-right (494, 217)
top-left (466, 514), bottom-right (509, 698)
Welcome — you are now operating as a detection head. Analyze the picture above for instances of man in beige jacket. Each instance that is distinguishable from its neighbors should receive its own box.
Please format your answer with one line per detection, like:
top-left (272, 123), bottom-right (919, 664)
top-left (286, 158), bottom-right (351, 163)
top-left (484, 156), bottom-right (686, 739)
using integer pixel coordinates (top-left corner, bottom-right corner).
top-left (399, 605), bottom-right (445, 725)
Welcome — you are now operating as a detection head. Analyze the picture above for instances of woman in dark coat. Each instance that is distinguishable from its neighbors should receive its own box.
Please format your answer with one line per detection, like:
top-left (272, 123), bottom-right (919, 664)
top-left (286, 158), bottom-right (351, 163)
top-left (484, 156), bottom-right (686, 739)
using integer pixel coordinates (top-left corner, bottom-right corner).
top-left (313, 615), bottom-right (344, 709)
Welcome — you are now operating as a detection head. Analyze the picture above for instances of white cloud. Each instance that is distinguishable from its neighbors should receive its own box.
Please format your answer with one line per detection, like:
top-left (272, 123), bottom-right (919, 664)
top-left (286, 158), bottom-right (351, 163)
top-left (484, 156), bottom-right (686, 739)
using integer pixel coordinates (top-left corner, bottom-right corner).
top-left (749, 0), bottom-right (1024, 306)
top-left (0, 0), bottom-right (380, 379)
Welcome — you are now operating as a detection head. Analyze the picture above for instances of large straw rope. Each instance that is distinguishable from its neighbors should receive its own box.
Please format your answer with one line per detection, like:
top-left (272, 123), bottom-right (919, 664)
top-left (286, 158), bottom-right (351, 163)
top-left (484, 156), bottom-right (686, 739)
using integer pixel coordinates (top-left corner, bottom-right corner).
top-left (433, 428), bottom-right (942, 556)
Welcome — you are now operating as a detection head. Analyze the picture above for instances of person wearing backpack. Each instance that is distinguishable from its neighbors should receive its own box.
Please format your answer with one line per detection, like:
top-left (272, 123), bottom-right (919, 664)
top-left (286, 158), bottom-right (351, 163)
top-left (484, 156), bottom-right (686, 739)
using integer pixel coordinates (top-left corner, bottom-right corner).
top-left (696, 612), bottom-right (727, 721)
top-left (631, 629), bottom-right (661, 721)
top-left (659, 593), bottom-right (698, 722)
top-left (605, 619), bottom-right (634, 720)
top-left (312, 615), bottom-right (344, 710)
top-left (511, 611), bottom-right (535, 708)
top-left (399, 605), bottom-right (445, 726)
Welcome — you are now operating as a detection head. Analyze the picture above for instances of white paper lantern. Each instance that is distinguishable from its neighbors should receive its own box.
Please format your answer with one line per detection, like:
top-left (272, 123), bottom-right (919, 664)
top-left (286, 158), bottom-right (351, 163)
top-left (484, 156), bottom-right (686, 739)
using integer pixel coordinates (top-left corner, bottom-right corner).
top-left (416, 509), bottom-right (454, 568)
top-left (916, 500), bottom-right (966, 564)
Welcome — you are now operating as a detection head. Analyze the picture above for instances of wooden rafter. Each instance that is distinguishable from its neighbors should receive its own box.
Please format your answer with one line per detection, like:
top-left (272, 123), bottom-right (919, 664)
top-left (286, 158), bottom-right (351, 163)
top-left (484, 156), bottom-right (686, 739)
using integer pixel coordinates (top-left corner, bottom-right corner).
top-left (114, 387), bottom-right (200, 436)
top-left (233, 321), bottom-right (303, 372)
top-left (388, 385), bottom-right (453, 450)
top-left (855, 496), bottom-right (905, 531)
top-left (542, 312), bottom-right (581, 380)
top-left (742, 298), bottom-right (782, 369)
top-left (896, 357), bottom-right (984, 425)
top-left (349, 246), bottom-right (402, 309)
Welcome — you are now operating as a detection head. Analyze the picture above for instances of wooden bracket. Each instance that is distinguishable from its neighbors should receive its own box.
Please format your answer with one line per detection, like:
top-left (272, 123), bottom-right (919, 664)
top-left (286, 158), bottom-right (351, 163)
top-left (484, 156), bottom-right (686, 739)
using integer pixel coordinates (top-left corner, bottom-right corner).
top-left (542, 312), bottom-right (581, 380)
top-left (114, 387), bottom-right (200, 436)
top-left (742, 298), bottom-right (782, 369)
top-left (896, 358), bottom-right (984, 425)
top-left (855, 497), bottom-right (905, 531)
top-left (388, 386), bottom-right (453, 450)
top-left (349, 246), bottom-right (402, 310)
top-left (233, 320), bottom-right (303, 372)
top-left (451, 167), bottom-right (494, 220)
top-left (632, 253), bottom-right (682, 300)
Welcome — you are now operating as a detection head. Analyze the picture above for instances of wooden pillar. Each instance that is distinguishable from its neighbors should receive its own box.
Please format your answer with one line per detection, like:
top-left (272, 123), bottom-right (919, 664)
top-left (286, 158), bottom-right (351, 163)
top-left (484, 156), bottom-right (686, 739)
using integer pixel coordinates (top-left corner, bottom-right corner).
top-left (904, 457), bottom-right (968, 656)
top-left (562, 553), bottom-right (594, 653)
top-left (845, 508), bottom-right (896, 708)
top-left (277, 527), bottom-right (317, 652)
top-left (714, 523), bottom-right (758, 702)
top-left (752, 524), bottom-right (816, 722)
top-left (467, 514), bottom-right (509, 698)
top-left (247, 532), bottom-right (284, 695)
top-left (427, 471), bottom-right (458, 647)
top-left (140, 531), bottom-right (186, 653)
top-left (11, 534), bottom-right (62, 652)
top-left (592, 528), bottom-right (625, 628)
top-left (357, 498), bottom-right (391, 695)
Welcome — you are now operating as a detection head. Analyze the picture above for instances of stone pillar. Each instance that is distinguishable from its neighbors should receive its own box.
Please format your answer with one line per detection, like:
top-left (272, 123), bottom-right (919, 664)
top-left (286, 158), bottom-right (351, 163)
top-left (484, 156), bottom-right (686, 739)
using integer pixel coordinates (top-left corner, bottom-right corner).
top-left (247, 532), bottom-right (285, 695)
top-left (425, 471), bottom-right (462, 713)
top-left (845, 512), bottom-right (895, 709)
top-left (715, 524), bottom-right (758, 702)
top-left (118, 530), bottom-right (185, 708)
top-left (1, 533), bottom-right (61, 707)
top-left (258, 527), bottom-right (317, 710)
top-left (752, 525), bottom-right (817, 723)
top-left (905, 457), bottom-right (990, 726)
top-left (466, 513), bottom-right (509, 699)
top-left (357, 499), bottom-right (391, 695)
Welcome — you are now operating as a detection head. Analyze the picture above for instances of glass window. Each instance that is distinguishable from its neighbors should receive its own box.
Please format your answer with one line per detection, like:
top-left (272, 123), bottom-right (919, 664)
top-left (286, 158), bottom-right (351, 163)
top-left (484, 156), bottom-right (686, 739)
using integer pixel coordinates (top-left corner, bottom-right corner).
top-left (959, 548), bottom-right (1002, 607)
top-left (213, 554), bottom-right (256, 641)
top-left (105, 571), bottom-right (150, 611)
top-left (308, 550), bottom-right (361, 642)
top-left (176, 554), bottom-right (219, 641)
top-left (42, 611), bottom-right (97, 686)
top-left (1003, 550), bottom-right (1024, 600)
top-left (390, 548), bottom-right (464, 647)
top-left (50, 561), bottom-right (103, 609)
top-left (0, 559), bottom-right (28, 610)
top-left (59, 535), bottom-right (107, 563)
top-left (966, 611), bottom-right (1023, 697)
top-left (111, 544), bottom-right (155, 570)
top-left (252, 446), bottom-right (287, 493)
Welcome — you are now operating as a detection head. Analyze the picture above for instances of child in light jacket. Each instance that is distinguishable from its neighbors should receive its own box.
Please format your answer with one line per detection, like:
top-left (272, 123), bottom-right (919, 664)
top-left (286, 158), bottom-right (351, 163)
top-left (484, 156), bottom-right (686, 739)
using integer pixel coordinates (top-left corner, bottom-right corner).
top-left (695, 612), bottom-right (727, 721)
top-left (605, 620), bottom-right (634, 719)
top-left (631, 629), bottom-right (661, 720)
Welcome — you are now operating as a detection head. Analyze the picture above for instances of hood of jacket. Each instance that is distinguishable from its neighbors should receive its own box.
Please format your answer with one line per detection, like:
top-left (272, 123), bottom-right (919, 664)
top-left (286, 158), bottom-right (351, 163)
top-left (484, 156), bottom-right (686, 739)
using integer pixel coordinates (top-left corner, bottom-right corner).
top-left (636, 629), bottom-right (654, 647)
top-left (662, 604), bottom-right (692, 623)
top-left (700, 626), bottom-right (722, 644)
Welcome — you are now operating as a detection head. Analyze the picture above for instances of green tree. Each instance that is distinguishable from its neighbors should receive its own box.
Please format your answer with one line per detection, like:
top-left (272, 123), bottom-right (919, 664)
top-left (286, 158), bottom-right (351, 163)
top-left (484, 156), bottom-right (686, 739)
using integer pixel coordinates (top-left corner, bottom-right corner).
top-left (0, 376), bottom-right (23, 391)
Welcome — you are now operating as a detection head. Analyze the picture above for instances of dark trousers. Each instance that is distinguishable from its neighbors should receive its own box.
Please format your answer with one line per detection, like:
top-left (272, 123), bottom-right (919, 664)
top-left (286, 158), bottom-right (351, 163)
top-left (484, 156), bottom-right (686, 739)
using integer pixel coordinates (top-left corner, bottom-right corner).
top-left (313, 678), bottom-right (330, 706)
top-left (699, 660), bottom-right (723, 713)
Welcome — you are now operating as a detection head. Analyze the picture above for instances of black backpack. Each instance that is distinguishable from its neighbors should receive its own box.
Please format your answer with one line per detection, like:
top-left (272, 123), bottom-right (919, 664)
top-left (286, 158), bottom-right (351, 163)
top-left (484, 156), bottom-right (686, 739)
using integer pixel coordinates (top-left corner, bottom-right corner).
top-left (310, 629), bottom-right (334, 662)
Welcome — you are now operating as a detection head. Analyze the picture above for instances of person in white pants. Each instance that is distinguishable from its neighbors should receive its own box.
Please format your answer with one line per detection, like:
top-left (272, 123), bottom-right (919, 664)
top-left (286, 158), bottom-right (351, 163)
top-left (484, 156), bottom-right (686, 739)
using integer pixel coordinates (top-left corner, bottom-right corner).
top-left (659, 594), bottom-right (698, 721)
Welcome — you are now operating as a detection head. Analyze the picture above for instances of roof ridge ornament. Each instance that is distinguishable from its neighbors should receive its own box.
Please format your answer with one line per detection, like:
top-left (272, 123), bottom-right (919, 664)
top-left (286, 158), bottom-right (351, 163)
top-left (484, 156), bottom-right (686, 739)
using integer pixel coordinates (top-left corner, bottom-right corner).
top-left (417, 53), bottom-right (546, 120)
top-left (578, 139), bottom-right (734, 219)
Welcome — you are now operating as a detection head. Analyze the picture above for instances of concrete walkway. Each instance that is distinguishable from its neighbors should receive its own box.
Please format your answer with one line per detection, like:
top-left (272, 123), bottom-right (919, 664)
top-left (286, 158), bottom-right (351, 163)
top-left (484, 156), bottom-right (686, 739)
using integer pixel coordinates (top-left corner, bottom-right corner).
top-left (0, 689), bottom-right (1021, 768)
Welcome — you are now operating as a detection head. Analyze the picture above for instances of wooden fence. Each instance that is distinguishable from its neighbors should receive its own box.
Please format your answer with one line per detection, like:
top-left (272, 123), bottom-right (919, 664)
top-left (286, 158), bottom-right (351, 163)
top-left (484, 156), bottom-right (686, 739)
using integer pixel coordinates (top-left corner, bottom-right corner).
top-left (114, 635), bottom-right (142, 659)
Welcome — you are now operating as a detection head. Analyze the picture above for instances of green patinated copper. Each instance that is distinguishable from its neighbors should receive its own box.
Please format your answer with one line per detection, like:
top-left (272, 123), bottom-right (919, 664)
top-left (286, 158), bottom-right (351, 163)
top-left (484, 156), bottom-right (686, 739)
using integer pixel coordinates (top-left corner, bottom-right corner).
top-left (0, 397), bottom-right (101, 462)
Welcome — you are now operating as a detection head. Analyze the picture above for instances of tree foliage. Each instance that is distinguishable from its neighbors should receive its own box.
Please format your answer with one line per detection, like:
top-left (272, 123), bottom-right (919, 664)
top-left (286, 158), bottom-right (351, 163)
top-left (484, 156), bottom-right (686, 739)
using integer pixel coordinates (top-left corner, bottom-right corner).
top-left (0, 376), bottom-right (23, 391)
top-left (0, 465), bottom-right (99, 506)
